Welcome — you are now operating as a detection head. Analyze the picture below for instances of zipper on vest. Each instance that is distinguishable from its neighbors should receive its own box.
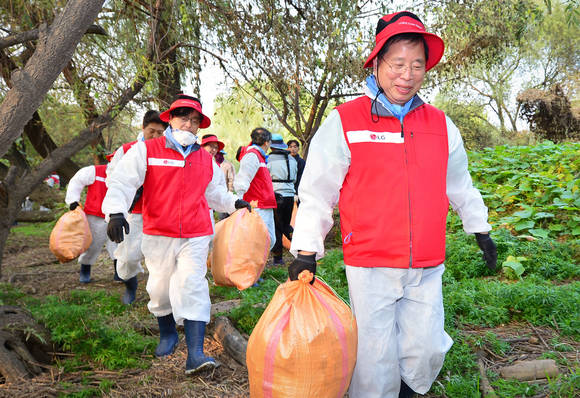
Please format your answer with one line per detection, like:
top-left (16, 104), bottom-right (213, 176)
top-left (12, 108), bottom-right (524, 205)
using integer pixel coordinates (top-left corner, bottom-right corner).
top-left (402, 121), bottom-right (413, 268)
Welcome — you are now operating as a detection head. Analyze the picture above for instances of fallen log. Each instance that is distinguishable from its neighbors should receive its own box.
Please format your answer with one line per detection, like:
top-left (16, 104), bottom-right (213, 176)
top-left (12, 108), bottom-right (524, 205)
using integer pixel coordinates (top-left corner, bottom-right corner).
top-left (16, 210), bottom-right (56, 222)
top-left (209, 316), bottom-right (247, 367)
top-left (499, 359), bottom-right (559, 381)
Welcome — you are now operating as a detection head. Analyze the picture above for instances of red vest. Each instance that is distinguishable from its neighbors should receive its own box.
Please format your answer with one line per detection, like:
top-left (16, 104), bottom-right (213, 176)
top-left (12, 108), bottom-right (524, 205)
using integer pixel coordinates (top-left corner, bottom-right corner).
top-left (121, 141), bottom-right (142, 214)
top-left (242, 148), bottom-right (276, 209)
top-left (84, 165), bottom-right (108, 218)
top-left (141, 137), bottom-right (214, 238)
top-left (337, 96), bottom-right (449, 268)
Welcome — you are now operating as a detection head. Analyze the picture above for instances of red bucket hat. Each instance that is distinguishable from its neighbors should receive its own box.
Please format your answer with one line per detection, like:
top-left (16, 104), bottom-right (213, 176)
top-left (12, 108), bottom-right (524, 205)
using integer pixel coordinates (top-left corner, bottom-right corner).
top-left (201, 135), bottom-right (225, 151)
top-left (364, 11), bottom-right (444, 71)
top-left (160, 97), bottom-right (211, 129)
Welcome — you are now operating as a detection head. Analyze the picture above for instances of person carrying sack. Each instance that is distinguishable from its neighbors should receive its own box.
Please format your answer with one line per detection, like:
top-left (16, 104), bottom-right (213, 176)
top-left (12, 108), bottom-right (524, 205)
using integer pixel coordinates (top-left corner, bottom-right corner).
top-left (102, 94), bottom-right (251, 375)
top-left (234, 127), bottom-right (277, 250)
top-left (288, 11), bottom-right (497, 398)
top-left (267, 134), bottom-right (297, 265)
top-left (65, 163), bottom-right (117, 283)
top-left (106, 110), bottom-right (167, 305)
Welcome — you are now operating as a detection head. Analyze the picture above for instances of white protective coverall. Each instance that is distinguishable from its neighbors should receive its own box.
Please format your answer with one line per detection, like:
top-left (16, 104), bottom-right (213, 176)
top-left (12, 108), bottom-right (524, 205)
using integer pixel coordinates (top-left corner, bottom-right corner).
top-left (106, 142), bottom-right (145, 280)
top-left (234, 150), bottom-right (276, 249)
top-left (65, 165), bottom-right (117, 265)
top-left (290, 95), bottom-right (491, 397)
top-left (102, 140), bottom-right (237, 325)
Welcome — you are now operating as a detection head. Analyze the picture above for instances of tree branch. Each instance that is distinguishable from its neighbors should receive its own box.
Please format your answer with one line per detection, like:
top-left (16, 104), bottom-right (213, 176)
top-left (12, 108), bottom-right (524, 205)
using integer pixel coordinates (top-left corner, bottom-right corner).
top-left (0, 24), bottom-right (107, 50)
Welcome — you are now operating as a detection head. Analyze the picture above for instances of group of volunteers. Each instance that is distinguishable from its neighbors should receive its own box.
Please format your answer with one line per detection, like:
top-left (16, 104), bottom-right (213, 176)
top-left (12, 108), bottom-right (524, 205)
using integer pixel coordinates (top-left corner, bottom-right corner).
top-left (63, 94), bottom-right (304, 375)
top-left (62, 9), bottom-right (499, 397)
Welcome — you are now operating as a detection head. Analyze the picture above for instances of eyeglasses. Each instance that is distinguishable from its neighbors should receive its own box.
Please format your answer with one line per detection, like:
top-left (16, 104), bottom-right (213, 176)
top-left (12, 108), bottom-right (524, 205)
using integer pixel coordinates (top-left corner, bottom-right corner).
top-left (176, 115), bottom-right (201, 125)
top-left (383, 60), bottom-right (425, 76)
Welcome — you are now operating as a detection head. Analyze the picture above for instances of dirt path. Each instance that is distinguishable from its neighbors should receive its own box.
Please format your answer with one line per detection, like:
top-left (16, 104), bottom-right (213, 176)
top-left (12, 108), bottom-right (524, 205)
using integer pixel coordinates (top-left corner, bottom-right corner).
top-left (0, 229), bottom-right (251, 397)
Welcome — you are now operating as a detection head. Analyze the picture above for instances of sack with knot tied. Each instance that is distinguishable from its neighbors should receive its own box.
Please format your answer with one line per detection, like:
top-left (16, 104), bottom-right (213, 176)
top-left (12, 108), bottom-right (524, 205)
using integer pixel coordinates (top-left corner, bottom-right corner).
top-left (246, 270), bottom-right (357, 398)
top-left (210, 208), bottom-right (270, 290)
top-left (49, 207), bottom-right (92, 263)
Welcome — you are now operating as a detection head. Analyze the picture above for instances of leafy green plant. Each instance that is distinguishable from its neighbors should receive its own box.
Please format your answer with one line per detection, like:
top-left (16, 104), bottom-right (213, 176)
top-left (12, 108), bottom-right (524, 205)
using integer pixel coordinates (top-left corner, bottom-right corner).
top-left (468, 141), bottom-right (580, 239)
top-left (502, 255), bottom-right (527, 279)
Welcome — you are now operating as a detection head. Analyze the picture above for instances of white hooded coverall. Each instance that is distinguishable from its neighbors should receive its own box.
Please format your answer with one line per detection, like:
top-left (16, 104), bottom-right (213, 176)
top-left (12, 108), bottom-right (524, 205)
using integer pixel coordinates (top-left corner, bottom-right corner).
top-left (65, 165), bottom-right (117, 265)
top-left (102, 139), bottom-right (237, 325)
top-left (234, 150), bottom-right (276, 249)
top-left (106, 143), bottom-right (145, 280)
top-left (290, 93), bottom-right (491, 397)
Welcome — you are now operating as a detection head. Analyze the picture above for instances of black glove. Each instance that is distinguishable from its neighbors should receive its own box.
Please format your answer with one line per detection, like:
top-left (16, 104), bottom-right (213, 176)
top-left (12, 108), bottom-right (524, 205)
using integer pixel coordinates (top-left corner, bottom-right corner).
top-left (107, 213), bottom-right (130, 243)
top-left (234, 199), bottom-right (252, 212)
top-left (69, 202), bottom-right (79, 211)
top-left (475, 233), bottom-right (497, 270)
top-left (129, 186), bottom-right (143, 212)
top-left (288, 253), bottom-right (317, 284)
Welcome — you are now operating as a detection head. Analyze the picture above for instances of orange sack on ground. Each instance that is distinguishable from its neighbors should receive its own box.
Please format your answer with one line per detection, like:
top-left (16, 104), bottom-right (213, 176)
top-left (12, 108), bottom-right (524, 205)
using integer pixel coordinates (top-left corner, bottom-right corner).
top-left (49, 207), bottom-right (92, 263)
top-left (247, 271), bottom-right (358, 398)
top-left (210, 208), bottom-right (270, 290)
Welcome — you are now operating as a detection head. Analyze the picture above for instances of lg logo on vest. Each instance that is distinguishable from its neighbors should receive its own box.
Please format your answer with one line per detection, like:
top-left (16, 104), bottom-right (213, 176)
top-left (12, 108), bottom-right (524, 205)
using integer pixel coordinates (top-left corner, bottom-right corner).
top-left (370, 133), bottom-right (387, 141)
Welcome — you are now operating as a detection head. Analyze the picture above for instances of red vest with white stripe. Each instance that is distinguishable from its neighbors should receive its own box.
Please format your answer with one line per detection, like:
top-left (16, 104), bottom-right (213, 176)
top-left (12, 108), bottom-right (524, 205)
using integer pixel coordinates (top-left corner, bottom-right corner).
top-left (84, 165), bottom-right (108, 218)
top-left (242, 148), bottom-right (276, 209)
top-left (337, 96), bottom-right (449, 268)
top-left (121, 140), bottom-right (143, 214)
top-left (142, 137), bottom-right (213, 238)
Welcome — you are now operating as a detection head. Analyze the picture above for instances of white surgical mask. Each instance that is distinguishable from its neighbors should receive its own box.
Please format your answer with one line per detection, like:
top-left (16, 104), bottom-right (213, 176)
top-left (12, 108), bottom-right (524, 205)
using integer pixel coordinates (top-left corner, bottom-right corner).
top-left (172, 128), bottom-right (197, 146)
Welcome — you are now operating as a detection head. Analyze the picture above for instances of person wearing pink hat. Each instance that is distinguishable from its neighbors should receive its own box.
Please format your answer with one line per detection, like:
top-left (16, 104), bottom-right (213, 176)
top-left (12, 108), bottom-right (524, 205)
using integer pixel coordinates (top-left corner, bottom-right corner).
top-left (201, 134), bottom-right (225, 157)
top-left (102, 94), bottom-right (251, 375)
top-left (287, 11), bottom-right (497, 398)
top-left (201, 134), bottom-right (227, 230)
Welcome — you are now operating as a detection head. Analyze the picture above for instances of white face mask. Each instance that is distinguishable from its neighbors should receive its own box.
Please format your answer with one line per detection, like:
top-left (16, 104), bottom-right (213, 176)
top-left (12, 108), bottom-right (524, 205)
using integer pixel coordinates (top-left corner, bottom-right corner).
top-left (172, 128), bottom-right (197, 146)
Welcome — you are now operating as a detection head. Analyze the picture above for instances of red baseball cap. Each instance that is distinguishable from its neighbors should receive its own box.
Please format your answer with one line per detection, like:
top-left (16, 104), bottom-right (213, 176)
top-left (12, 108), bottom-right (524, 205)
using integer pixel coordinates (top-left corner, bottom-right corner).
top-left (364, 11), bottom-right (444, 71)
top-left (201, 135), bottom-right (225, 151)
top-left (159, 97), bottom-right (211, 128)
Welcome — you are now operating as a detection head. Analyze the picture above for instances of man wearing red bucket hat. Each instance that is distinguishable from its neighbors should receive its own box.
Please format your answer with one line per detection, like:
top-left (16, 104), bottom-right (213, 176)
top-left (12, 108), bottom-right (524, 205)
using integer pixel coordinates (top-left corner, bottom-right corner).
top-left (288, 11), bottom-right (497, 398)
top-left (102, 94), bottom-right (251, 375)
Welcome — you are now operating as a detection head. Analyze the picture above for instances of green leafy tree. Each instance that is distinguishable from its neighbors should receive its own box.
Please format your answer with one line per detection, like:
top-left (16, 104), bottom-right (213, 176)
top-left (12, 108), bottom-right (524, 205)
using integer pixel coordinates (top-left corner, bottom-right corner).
top-left (433, 94), bottom-right (498, 150)
top-left (0, 0), bottom-right (175, 273)
top-left (198, 0), bottom-right (382, 154)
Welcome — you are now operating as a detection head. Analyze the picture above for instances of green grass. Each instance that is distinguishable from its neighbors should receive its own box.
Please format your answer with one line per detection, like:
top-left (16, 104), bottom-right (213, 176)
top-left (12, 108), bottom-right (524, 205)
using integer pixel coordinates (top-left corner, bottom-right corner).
top-left (10, 221), bottom-right (55, 237)
top-left (25, 289), bottom-right (156, 371)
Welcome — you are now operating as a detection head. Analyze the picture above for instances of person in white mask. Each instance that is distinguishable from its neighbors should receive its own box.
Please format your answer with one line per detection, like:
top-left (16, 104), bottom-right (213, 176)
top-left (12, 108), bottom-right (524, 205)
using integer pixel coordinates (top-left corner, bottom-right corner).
top-left (102, 94), bottom-right (252, 375)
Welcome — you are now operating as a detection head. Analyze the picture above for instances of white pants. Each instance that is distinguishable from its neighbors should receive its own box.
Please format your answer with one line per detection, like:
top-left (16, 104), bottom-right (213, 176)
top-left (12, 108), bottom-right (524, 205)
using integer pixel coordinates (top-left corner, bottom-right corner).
top-left (141, 234), bottom-right (212, 325)
top-left (255, 208), bottom-right (275, 250)
top-left (78, 215), bottom-right (117, 265)
top-left (113, 213), bottom-right (144, 280)
top-left (346, 264), bottom-right (453, 398)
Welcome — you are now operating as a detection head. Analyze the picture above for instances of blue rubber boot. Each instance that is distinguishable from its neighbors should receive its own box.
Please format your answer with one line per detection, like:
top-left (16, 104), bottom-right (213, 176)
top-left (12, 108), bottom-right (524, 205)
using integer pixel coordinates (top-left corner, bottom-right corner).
top-left (122, 276), bottom-right (138, 305)
top-left (79, 264), bottom-right (91, 283)
top-left (184, 320), bottom-right (218, 374)
top-left (113, 260), bottom-right (122, 281)
top-left (154, 314), bottom-right (179, 357)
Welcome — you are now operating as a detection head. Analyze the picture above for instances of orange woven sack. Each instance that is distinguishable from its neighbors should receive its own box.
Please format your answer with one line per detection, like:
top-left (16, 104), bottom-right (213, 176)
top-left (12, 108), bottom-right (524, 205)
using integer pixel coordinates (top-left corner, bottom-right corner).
top-left (247, 271), bottom-right (358, 398)
top-left (49, 207), bottom-right (92, 263)
top-left (210, 208), bottom-right (270, 290)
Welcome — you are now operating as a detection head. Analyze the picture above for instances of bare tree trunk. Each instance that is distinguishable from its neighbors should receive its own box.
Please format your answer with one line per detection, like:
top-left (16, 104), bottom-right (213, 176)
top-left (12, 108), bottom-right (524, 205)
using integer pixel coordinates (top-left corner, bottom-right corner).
top-left (0, 0), bottom-right (106, 158)
top-left (157, 3), bottom-right (182, 107)
top-left (0, 0), bottom-right (165, 278)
